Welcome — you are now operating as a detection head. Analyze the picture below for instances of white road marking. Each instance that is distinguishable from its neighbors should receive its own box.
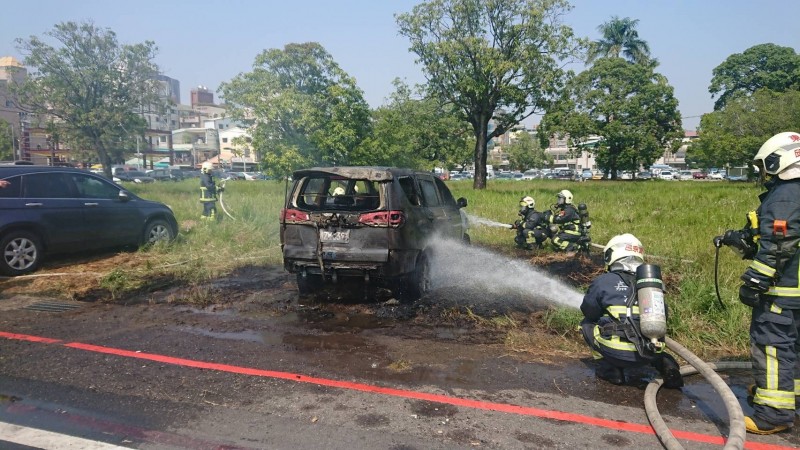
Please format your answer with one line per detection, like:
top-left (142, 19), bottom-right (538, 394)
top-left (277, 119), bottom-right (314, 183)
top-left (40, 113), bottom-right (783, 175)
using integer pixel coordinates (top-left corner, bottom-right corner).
top-left (0, 421), bottom-right (131, 449)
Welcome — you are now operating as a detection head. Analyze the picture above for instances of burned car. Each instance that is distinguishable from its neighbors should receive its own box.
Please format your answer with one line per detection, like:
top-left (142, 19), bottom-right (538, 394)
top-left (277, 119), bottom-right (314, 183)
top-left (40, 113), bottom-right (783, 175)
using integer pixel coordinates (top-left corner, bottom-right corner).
top-left (280, 167), bottom-right (469, 300)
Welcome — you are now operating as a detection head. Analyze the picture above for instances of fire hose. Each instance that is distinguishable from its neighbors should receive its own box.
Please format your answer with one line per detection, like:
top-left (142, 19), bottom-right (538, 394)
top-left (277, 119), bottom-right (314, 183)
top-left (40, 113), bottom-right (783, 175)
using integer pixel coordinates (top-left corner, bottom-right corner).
top-left (645, 339), bottom-right (749, 450)
top-left (218, 181), bottom-right (236, 221)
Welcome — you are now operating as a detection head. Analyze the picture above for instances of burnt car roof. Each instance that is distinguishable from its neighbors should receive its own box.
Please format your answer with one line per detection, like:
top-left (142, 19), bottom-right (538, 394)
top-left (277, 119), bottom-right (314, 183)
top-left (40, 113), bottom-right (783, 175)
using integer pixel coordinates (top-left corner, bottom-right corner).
top-left (0, 165), bottom-right (92, 177)
top-left (292, 166), bottom-right (422, 181)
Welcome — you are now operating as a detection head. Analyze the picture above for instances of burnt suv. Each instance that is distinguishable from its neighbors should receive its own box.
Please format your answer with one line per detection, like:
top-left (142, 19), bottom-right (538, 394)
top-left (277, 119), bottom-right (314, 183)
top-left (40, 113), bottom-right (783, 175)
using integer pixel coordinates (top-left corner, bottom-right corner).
top-left (280, 167), bottom-right (469, 300)
top-left (0, 165), bottom-right (178, 276)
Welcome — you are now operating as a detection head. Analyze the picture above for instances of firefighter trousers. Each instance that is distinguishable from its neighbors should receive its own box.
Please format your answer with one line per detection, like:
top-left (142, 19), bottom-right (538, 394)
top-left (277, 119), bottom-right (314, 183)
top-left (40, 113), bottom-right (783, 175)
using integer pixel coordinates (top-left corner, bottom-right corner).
top-left (750, 301), bottom-right (800, 426)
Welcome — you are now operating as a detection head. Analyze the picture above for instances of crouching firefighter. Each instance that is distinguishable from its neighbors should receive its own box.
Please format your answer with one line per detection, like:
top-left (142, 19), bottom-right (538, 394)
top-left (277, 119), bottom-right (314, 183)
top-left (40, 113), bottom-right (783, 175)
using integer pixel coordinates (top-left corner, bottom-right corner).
top-left (513, 196), bottom-right (550, 250)
top-left (716, 132), bottom-right (800, 435)
top-left (579, 234), bottom-right (683, 388)
top-left (550, 190), bottom-right (582, 252)
top-left (199, 161), bottom-right (222, 220)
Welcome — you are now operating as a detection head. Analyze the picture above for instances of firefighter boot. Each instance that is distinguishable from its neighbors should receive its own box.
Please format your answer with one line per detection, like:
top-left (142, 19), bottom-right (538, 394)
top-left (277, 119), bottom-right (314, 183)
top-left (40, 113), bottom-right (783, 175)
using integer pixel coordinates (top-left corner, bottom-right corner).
top-left (595, 361), bottom-right (625, 385)
top-left (654, 353), bottom-right (684, 389)
top-left (744, 416), bottom-right (791, 435)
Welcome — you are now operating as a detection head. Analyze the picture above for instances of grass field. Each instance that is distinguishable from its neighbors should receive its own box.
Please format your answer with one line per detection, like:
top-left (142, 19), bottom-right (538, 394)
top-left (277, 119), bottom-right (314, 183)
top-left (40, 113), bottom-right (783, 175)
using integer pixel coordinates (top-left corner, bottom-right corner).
top-left (119, 177), bottom-right (761, 358)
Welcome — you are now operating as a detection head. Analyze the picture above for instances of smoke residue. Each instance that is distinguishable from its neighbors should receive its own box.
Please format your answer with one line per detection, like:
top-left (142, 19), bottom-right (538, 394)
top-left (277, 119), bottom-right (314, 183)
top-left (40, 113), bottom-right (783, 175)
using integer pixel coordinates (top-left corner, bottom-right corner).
top-left (429, 238), bottom-right (584, 310)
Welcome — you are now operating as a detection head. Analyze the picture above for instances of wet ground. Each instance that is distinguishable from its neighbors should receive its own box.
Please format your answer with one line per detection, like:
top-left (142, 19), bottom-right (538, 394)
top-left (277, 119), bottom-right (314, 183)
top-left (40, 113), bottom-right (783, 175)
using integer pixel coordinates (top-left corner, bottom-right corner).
top-left (2, 251), bottom-right (799, 448)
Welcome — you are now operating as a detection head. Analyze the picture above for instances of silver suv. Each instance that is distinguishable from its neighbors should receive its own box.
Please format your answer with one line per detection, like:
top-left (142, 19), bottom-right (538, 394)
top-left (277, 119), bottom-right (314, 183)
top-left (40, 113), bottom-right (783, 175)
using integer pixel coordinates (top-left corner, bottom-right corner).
top-left (280, 167), bottom-right (469, 300)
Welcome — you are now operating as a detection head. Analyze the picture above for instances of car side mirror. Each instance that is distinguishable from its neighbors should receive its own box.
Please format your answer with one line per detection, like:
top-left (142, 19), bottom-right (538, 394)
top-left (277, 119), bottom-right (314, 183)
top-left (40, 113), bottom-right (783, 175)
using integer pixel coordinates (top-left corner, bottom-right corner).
top-left (118, 190), bottom-right (131, 202)
top-left (457, 197), bottom-right (468, 208)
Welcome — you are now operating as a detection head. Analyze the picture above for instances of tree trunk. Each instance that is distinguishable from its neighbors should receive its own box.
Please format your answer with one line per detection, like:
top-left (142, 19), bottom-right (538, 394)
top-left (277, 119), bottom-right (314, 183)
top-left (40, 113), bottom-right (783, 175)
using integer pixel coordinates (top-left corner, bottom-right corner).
top-left (95, 139), bottom-right (112, 179)
top-left (472, 119), bottom-right (489, 190)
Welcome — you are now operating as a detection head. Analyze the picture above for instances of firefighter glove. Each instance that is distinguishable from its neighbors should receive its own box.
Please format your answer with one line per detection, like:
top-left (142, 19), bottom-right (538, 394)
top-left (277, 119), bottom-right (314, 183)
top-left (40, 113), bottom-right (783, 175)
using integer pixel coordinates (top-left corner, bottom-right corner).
top-left (738, 285), bottom-right (761, 308)
top-left (721, 229), bottom-right (757, 259)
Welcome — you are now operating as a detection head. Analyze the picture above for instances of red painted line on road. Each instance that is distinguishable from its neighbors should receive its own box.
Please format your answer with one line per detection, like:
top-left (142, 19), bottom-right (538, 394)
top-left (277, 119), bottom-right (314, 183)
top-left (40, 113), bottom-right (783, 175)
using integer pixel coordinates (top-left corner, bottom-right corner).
top-left (1, 331), bottom-right (794, 450)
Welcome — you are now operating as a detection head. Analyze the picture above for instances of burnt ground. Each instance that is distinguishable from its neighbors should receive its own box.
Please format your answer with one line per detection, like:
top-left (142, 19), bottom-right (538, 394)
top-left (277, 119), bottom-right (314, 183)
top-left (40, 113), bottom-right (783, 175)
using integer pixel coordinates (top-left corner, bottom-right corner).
top-left (3, 245), bottom-right (794, 448)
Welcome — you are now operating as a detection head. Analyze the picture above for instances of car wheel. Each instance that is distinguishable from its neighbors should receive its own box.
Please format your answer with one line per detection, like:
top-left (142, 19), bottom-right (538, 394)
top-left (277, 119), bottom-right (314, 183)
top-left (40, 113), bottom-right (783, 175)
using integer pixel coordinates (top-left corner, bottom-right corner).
top-left (296, 272), bottom-right (323, 296)
top-left (143, 219), bottom-right (175, 245)
top-left (0, 231), bottom-right (42, 276)
top-left (401, 252), bottom-right (431, 302)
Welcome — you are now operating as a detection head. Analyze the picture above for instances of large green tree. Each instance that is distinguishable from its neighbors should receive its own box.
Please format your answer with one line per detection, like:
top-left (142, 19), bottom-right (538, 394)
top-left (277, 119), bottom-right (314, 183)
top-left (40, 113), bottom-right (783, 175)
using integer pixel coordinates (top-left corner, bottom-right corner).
top-left (220, 42), bottom-right (372, 177)
top-left (689, 89), bottom-right (800, 168)
top-left (396, 0), bottom-right (583, 189)
top-left (709, 43), bottom-right (800, 111)
top-left (540, 57), bottom-right (682, 178)
top-left (586, 16), bottom-right (652, 65)
top-left (14, 21), bottom-right (162, 177)
top-left (360, 79), bottom-right (471, 170)
top-left (506, 131), bottom-right (551, 170)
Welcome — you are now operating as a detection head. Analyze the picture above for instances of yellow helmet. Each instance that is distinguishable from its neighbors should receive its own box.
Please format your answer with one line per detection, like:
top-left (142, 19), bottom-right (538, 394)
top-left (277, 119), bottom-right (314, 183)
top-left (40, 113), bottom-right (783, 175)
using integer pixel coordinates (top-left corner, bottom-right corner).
top-left (519, 196), bottom-right (535, 209)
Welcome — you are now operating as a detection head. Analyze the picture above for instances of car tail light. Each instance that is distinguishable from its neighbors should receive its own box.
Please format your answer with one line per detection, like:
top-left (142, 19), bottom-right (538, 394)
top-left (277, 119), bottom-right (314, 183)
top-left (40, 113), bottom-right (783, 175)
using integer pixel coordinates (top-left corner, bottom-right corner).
top-left (281, 208), bottom-right (310, 223)
top-left (358, 210), bottom-right (405, 228)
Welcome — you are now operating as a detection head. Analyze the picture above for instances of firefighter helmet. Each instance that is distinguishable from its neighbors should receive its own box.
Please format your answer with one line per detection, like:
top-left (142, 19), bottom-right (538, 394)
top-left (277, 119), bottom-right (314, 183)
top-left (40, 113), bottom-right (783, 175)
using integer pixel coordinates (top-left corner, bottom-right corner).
top-left (603, 233), bottom-right (644, 268)
top-left (201, 161), bottom-right (213, 174)
top-left (557, 189), bottom-right (573, 205)
top-left (754, 132), bottom-right (800, 178)
top-left (519, 196), bottom-right (535, 209)
top-left (332, 187), bottom-right (345, 196)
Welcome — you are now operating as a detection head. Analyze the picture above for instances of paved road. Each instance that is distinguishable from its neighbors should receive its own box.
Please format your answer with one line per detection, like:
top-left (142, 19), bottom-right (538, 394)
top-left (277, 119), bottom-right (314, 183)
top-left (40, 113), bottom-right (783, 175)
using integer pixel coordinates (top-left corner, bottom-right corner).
top-left (0, 297), bottom-right (798, 450)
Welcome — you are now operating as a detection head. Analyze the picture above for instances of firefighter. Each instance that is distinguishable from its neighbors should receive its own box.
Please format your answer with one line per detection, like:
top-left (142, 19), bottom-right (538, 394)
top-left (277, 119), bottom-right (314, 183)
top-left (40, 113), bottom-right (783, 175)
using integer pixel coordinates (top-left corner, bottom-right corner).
top-left (513, 196), bottom-right (550, 250)
top-left (733, 132), bottom-right (800, 435)
top-left (549, 190), bottom-right (582, 252)
top-left (199, 161), bottom-right (222, 220)
top-left (580, 234), bottom-right (683, 388)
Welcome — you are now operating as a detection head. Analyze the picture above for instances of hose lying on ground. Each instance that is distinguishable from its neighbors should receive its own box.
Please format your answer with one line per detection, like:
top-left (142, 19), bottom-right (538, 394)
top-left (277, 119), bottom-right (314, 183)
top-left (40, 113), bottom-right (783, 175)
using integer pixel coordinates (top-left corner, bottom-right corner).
top-left (644, 337), bottom-right (750, 450)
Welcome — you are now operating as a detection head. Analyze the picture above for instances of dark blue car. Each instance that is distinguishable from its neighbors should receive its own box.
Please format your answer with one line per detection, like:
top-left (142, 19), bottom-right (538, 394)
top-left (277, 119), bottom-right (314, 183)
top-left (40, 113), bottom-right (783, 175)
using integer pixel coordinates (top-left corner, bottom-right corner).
top-left (0, 166), bottom-right (178, 276)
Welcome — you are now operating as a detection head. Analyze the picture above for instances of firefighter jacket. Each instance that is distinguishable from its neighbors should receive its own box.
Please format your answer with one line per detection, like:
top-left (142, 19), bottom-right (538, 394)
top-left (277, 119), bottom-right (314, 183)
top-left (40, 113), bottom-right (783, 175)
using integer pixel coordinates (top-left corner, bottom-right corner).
top-left (200, 172), bottom-right (218, 202)
top-left (521, 208), bottom-right (548, 231)
top-left (551, 204), bottom-right (581, 236)
top-left (742, 178), bottom-right (800, 309)
top-left (580, 271), bottom-right (642, 362)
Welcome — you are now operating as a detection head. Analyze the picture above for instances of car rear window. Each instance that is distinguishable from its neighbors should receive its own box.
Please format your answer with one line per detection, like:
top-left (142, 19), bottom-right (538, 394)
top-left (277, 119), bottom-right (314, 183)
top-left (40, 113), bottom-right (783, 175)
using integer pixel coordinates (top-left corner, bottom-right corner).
top-left (295, 175), bottom-right (381, 211)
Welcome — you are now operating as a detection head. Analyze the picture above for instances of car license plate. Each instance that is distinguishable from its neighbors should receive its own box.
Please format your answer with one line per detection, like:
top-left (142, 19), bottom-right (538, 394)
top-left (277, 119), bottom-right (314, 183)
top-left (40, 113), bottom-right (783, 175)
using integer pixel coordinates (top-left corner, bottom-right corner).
top-left (320, 230), bottom-right (350, 243)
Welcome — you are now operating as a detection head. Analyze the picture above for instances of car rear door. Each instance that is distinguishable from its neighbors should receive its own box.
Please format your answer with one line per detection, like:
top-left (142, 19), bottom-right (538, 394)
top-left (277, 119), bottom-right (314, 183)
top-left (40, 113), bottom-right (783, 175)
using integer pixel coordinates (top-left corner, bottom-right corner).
top-left (19, 172), bottom-right (87, 253)
top-left (416, 174), bottom-right (456, 239)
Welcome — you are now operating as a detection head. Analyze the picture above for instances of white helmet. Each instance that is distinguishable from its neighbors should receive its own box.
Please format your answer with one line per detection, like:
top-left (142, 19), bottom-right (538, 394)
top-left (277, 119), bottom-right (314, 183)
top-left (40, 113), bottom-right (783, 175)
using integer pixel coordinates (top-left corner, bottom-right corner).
top-left (603, 233), bottom-right (644, 269)
top-left (201, 161), bottom-right (213, 173)
top-left (557, 189), bottom-right (573, 205)
top-left (332, 186), bottom-right (345, 196)
top-left (754, 132), bottom-right (800, 179)
top-left (519, 196), bottom-right (535, 209)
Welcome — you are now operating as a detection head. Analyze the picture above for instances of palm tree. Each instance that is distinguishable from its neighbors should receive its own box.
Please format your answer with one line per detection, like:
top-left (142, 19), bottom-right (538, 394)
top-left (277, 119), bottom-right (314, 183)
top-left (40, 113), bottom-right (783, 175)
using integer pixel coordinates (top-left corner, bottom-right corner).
top-left (586, 16), bottom-right (652, 65)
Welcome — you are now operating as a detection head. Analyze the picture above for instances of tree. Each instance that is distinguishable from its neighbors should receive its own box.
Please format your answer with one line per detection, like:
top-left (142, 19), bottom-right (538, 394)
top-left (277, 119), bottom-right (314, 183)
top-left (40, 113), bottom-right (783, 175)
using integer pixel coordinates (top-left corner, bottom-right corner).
top-left (506, 131), bottom-right (551, 170)
top-left (220, 42), bottom-right (372, 178)
top-left (0, 119), bottom-right (13, 160)
top-left (359, 79), bottom-right (471, 170)
top-left (540, 58), bottom-right (683, 178)
top-left (688, 89), bottom-right (800, 168)
top-left (396, 0), bottom-right (583, 189)
top-left (14, 21), bottom-right (162, 178)
top-left (586, 16), bottom-right (652, 66)
top-left (709, 43), bottom-right (800, 111)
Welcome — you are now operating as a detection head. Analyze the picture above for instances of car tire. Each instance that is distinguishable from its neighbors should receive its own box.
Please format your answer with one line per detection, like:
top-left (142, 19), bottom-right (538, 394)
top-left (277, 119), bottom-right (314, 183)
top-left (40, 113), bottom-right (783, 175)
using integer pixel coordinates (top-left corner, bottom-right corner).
top-left (0, 231), bottom-right (42, 276)
top-left (296, 273), bottom-right (323, 296)
top-left (401, 252), bottom-right (431, 302)
top-left (143, 219), bottom-right (175, 245)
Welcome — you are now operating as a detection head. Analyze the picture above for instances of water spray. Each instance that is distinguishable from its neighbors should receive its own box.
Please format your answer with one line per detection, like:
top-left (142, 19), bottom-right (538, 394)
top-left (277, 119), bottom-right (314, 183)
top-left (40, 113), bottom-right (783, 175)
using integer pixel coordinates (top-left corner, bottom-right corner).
top-left (466, 213), bottom-right (514, 229)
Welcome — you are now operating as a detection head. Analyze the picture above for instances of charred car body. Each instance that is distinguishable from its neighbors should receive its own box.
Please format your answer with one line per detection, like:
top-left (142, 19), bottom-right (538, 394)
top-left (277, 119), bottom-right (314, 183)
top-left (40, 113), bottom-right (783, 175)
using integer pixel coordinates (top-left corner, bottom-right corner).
top-left (280, 167), bottom-right (469, 300)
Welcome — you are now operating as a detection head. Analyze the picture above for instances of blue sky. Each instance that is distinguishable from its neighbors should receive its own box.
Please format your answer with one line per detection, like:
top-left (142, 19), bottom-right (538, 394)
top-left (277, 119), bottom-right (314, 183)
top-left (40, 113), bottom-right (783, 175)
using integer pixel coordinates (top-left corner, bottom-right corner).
top-left (1, 0), bottom-right (798, 130)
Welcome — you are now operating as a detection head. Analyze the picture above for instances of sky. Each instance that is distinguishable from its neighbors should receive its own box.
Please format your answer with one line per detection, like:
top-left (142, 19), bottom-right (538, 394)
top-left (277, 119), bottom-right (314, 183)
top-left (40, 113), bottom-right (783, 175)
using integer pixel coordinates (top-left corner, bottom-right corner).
top-left (1, 0), bottom-right (798, 131)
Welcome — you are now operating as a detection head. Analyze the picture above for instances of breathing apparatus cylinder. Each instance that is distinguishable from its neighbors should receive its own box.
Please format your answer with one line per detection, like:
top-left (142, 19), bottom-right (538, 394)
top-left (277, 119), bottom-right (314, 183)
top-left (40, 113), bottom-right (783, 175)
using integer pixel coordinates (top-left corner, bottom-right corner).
top-left (636, 264), bottom-right (667, 348)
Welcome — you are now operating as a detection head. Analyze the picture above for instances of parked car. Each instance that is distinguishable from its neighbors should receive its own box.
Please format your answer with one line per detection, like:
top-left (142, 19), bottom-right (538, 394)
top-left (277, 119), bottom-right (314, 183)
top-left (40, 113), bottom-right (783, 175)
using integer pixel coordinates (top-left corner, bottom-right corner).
top-left (591, 171), bottom-right (604, 180)
top-left (0, 165), bottom-right (178, 276)
top-left (709, 170), bottom-right (726, 180)
top-left (280, 166), bottom-right (469, 301)
top-left (658, 170), bottom-right (674, 180)
top-left (692, 171), bottom-right (707, 179)
top-left (146, 168), bottom-right (184, 182)
top-left (678, 170), bottom-right (693, 181)
top-left (114, 170), bottom-right (155, 183)
top-left (554, 169), bottom-right (575, 180)
top-left (637, 171), bottom-right (653, 180)
top-left (580, 169), bottom-right (593, 181)
top-left (521, 169), bottom-right (539, 180)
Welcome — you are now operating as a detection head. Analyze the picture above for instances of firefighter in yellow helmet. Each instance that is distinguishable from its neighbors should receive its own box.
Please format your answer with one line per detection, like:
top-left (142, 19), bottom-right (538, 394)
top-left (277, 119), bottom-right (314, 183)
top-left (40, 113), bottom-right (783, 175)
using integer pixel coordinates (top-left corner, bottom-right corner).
top-left (513, 196), bottom-right (550, 250)
top-left (199, 161), bottom-right (222, 220)
top-left (549, 189), bottom-right (582, 252)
